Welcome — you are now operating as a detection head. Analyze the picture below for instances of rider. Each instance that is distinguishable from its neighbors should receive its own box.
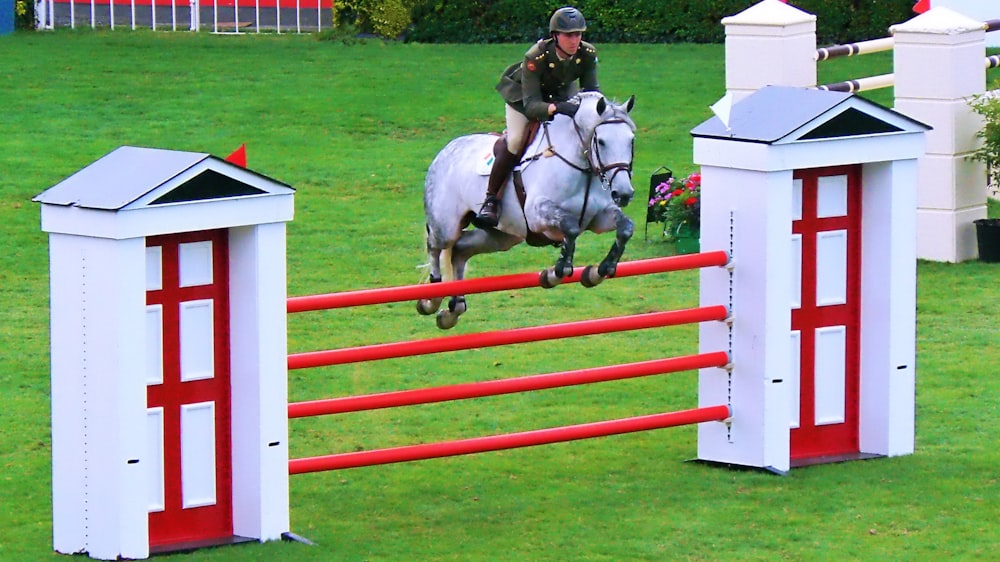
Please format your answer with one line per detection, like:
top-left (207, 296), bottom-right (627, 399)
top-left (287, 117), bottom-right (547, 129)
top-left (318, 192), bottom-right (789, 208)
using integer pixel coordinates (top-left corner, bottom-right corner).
top-left (472, 6), bottom-right (601, 230)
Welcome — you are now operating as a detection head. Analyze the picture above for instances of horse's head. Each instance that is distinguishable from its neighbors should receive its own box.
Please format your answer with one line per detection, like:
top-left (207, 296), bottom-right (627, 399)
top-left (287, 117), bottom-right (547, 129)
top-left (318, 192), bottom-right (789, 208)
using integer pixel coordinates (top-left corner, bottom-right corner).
top-left (574, 93), bottom-right (637, 208)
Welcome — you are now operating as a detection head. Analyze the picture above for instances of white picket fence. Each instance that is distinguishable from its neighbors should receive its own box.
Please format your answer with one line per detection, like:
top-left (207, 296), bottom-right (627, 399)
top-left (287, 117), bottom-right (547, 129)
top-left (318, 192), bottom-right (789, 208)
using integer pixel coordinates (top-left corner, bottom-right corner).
top-left (35, 0), bottom-right (330, 33)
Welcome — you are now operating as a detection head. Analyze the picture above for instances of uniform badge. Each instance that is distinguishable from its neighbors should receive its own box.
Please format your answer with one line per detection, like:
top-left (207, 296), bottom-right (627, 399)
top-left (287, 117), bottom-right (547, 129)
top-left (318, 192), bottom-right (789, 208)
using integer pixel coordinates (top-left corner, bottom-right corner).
top-left (526, 60), bottom-right (536, 72)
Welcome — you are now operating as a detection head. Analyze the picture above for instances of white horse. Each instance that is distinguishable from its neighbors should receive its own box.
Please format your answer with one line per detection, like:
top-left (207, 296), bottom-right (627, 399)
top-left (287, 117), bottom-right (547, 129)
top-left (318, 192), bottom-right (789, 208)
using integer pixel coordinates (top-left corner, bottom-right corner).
top-left (419, 92), bottom-right (636, 329)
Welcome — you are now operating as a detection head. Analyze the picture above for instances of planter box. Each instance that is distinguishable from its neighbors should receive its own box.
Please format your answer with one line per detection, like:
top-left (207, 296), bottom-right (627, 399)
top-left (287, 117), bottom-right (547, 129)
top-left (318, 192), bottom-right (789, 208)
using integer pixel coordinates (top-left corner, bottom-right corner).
top-left (975, 218), bottom-right (1000, 262)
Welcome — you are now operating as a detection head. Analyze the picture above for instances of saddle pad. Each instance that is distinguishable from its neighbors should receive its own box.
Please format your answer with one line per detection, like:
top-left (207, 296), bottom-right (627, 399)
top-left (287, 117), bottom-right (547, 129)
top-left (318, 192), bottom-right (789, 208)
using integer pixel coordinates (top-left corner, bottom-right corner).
top-left (475, 149), bottom-right (495, 176)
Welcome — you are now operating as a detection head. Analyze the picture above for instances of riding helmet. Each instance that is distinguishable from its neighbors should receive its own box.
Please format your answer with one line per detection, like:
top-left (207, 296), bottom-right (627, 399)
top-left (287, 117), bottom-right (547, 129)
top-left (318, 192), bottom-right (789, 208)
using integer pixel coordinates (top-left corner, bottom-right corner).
top-left (549, 6), bottom-right (586, 33)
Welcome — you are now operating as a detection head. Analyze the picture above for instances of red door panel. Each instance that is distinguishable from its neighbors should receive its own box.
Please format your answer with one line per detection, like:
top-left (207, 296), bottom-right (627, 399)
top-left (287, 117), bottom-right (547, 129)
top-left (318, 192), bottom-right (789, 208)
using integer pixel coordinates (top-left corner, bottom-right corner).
top-left (146, 229), bottom-right (233, 547)
top-left (790, 165), bottom-right (861, 460)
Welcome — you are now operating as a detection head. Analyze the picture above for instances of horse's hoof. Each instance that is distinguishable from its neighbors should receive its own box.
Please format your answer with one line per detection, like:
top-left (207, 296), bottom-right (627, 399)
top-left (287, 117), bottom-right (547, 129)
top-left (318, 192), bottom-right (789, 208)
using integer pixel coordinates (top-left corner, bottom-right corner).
top-left (599, 263), bottom-right (618, 278)
top-left (580, 265), bottom-right (604, 288)
top-left (448, 296), bottom-right (467, 315)
top-left (539, 268), bottom-right (563, 289)
top-left (417, 298), bottom-right (442, 315)
top-left (436, 311), bottom-right (459, 330)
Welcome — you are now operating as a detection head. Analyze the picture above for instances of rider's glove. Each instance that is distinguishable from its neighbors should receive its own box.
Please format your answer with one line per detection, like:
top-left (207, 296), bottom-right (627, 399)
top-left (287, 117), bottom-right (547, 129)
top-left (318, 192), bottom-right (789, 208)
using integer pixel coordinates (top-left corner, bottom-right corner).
top-left (555, 100), bottom-right (580, 117)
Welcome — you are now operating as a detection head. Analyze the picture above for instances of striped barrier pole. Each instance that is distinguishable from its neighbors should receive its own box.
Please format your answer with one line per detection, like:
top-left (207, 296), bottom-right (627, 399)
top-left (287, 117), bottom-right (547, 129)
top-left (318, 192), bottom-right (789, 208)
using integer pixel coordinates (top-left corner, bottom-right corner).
top-left (817, 73), bottom-right (895, 93)
top-left (815, 36), bottom-right (894, 61)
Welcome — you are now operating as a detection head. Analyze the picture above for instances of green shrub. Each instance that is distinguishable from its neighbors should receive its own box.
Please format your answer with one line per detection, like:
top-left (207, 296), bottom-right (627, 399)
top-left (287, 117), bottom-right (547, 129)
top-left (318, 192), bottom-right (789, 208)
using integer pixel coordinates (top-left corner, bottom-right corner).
top-left (335, 0), bottom-right (421, 39)
top-left (15, 0), bottom-right (34, 30)
top-left (970, 88), bottom-right (1000, 187)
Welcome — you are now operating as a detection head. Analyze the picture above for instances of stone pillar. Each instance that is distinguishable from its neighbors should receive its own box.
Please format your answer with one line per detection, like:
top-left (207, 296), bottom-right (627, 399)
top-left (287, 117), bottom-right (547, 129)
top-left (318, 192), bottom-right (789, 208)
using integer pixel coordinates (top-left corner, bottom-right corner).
top-left (722, 0), bottom-right (817, 102)
top-left (892, 7), bottom-right (988, 262)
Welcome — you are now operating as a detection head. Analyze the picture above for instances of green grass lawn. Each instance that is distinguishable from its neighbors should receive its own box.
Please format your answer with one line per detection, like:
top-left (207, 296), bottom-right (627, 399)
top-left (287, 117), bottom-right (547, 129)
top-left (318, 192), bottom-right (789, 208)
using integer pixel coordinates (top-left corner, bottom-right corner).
top-left (0, 30), bottom-right (999, 561)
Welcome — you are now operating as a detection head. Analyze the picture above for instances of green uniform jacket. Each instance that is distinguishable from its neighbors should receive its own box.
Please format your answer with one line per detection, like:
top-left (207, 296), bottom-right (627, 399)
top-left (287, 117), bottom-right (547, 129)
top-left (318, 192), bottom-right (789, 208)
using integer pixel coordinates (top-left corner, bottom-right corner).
top-left (495, 38), bottom-right (600, 122)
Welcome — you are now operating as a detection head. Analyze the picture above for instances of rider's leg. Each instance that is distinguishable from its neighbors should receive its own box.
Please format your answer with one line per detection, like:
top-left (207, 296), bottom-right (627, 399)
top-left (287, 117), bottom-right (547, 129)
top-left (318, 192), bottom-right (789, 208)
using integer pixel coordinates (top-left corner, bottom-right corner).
top-left (473, 105), bottom-right (528, 229)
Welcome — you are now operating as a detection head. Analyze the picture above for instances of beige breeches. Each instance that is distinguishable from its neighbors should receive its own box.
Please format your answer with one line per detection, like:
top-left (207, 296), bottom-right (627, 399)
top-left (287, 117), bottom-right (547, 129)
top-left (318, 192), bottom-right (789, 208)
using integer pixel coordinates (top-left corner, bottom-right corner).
top-left (504, 104), bottom-right (530, 156)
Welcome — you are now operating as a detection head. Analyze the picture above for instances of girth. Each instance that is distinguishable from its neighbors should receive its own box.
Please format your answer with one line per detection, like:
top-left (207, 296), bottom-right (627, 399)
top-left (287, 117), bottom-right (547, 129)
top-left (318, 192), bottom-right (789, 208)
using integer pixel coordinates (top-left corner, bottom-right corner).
top-left (511, 170), bottom-right (561, 247)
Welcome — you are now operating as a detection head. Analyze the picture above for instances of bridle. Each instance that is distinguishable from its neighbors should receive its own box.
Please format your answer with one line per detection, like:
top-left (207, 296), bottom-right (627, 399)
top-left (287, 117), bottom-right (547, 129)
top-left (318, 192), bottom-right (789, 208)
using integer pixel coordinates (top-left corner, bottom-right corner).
top-left (526, 112), bottom-right (634, 192)
top-left (585, 117), bottom-right (634, 191)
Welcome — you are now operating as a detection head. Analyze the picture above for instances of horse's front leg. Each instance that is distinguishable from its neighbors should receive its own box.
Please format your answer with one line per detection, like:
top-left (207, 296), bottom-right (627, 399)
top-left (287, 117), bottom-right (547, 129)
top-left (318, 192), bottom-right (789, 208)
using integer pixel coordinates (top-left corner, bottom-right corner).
top-left (599, 209), bottom-right (634, 277)
top-left (540, 220), bottom-right (581, 289)
top-left (582, 209), bottom-right (634, 287)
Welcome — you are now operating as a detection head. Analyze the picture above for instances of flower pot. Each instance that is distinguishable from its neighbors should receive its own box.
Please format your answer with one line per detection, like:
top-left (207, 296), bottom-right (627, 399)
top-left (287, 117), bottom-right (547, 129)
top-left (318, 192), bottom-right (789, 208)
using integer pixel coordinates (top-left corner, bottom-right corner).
top-left (975, 218), bottom-right (1000, 263)
top-left (673, 222), bottom-right (700, 255)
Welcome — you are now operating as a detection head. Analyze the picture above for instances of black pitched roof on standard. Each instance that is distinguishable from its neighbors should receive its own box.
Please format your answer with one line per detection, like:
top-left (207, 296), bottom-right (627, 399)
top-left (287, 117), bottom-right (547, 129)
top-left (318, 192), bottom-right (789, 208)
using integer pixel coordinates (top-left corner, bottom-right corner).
top-left (690, 85), bottom-right (931, 145)
top-left (33, 145), bottom-right (293, 211)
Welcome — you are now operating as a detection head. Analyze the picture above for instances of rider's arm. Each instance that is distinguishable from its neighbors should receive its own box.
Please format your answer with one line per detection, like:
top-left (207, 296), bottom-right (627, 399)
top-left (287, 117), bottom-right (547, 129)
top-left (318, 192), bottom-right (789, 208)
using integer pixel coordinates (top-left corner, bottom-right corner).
top-left (578, 42), bottom-right (600, 93)
top-left (520, 56), bottom-right (555, 121)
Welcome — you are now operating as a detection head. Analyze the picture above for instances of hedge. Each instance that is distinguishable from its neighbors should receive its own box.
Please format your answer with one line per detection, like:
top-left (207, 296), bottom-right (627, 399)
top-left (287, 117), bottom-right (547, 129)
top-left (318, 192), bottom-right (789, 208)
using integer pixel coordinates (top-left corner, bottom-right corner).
top-left (345, 0), bottom-right (919, 45)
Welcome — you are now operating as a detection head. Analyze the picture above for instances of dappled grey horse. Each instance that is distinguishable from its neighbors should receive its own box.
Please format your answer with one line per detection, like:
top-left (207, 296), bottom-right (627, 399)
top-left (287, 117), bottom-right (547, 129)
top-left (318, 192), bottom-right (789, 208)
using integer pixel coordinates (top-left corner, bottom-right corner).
top-left (419, 92), bottom-right (636, 329)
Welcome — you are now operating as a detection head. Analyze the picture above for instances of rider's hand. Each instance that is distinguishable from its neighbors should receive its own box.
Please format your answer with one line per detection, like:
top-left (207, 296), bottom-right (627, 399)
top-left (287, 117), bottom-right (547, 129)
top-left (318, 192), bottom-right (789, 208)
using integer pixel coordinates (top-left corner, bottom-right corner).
top-left (555, 100), bottom-right (580, 117)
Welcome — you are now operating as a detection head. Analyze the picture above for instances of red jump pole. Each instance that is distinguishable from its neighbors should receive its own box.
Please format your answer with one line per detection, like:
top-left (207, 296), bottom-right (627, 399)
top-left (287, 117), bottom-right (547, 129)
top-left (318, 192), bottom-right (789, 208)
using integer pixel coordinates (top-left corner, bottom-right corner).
top-left (288, 404), bottom-right (732, 474)
top-left (287, 251), bottom-right (730, 313)
top-left (288, 351), bottom-right (730, 418)
top-left (288, 305), bottom-right (729, 370)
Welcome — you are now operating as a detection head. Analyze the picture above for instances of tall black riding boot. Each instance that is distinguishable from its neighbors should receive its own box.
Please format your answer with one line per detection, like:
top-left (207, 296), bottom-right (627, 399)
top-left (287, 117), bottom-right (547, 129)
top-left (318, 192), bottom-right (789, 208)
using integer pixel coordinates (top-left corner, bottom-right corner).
top-left (472, 140), bottom-right (518, 230)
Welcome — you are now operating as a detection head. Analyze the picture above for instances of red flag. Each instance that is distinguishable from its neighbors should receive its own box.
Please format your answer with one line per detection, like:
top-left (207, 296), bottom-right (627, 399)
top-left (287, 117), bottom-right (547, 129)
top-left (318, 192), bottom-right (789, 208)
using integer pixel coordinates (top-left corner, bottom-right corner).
top-left (225, 143), bottom-right (247, 168)
top-left (913, 0), bottom-right (930, 14)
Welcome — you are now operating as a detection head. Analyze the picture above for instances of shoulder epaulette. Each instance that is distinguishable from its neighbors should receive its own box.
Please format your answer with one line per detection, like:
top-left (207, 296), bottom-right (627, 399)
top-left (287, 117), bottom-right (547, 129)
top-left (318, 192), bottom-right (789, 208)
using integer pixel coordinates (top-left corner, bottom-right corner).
top-left (526, 39), bottom-right (549, 61)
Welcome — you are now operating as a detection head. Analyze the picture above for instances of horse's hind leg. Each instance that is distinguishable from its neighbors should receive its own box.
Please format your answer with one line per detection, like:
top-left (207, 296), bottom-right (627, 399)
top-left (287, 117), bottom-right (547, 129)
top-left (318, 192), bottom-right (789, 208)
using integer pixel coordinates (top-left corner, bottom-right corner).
top-left (435, 244), bottom-right (466, 329)
top-left (416, 246), bottom-right (444, 315)
top-left (435, 228), bottom-right (522, 329)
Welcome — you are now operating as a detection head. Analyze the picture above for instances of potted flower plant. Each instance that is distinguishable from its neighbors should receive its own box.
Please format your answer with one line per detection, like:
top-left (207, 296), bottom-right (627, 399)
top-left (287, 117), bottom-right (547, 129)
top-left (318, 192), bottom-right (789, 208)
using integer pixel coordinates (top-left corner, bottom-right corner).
top-left (648, 170), bottom-right (701, 254)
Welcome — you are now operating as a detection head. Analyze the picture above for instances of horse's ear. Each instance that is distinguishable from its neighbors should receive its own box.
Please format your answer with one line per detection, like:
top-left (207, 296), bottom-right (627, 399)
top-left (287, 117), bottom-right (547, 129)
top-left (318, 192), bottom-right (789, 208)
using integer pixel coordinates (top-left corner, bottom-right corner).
top-left (625, 94), bottom-right (635, 113)
top-left (596, 97), bottom-right (607, 115)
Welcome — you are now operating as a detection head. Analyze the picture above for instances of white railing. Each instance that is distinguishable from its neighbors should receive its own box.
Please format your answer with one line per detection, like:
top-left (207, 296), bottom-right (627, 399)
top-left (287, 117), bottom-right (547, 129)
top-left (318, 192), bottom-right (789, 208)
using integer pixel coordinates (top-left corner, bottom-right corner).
top-left (35, 0), bottom-right (328, 33)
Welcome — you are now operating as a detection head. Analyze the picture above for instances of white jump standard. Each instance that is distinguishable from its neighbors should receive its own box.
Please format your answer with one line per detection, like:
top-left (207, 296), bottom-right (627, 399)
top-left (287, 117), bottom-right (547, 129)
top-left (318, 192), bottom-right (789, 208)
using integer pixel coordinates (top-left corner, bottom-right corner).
top-left (35, 146), bottom-right (295, 560)
top-left (693, 86), bottom-right (927, 473)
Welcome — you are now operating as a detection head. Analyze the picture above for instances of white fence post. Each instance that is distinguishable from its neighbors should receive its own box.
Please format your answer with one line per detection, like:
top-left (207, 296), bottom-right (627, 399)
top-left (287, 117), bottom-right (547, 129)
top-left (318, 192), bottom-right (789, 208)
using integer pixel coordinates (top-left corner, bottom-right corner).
top-left (722, 0), bottom-right (817, 103)
top-left (892, 7), bottom-right (988, 262)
